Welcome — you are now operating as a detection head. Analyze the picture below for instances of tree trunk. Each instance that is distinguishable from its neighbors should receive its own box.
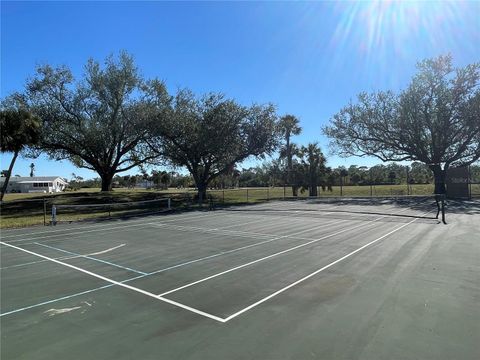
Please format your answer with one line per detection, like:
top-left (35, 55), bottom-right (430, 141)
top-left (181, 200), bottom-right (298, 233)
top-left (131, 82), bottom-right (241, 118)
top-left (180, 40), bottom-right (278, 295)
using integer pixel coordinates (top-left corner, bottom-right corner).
top-left (197, 182), bottom-right (207, 204)
top-left (292, 185), bottom-right (298, 197)
top-left (309, 180), bottom-right (318, 197)
top-left (0, 150), bottom-right (19, 201)
top-left (100, 172), bottom-right (114, 192)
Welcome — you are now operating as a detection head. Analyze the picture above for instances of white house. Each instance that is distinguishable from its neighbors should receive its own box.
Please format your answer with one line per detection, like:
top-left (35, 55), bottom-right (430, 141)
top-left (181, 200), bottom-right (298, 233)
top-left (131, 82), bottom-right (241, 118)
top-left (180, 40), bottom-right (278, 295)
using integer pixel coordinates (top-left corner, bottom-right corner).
top-left (0, 176), bottom-right (69, 193)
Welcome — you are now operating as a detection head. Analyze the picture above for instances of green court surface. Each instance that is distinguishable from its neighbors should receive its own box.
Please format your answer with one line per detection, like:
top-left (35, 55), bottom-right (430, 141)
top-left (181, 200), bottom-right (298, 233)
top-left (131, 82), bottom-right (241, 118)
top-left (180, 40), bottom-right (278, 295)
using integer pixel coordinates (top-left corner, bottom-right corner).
top-left (1, 199), bottom-right (479, 360)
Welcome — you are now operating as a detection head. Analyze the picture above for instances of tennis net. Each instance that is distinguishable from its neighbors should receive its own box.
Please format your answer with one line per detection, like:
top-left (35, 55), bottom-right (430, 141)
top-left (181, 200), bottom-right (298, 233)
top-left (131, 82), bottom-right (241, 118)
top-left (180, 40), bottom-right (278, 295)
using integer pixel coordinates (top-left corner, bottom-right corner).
top-left (51, 197), bottom-right (171, 224)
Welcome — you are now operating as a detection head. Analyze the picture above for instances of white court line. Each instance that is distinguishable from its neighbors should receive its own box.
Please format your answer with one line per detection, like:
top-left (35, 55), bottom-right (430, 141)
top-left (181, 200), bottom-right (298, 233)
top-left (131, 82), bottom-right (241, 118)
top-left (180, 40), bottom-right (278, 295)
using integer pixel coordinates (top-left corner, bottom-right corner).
top-left (149, 212), bottom-right (342, 241)
top-left (149, 218), bottom-right (347, 273)
top-left (158, 216), bottom-right (386, 297)
top-left (0, 241), bottom-right (225, 322)
top-left (158, 205), bottom-right (418, 297)
top-left (149, 222), bottom-right (329, 241)
top-left (33, 242), bottom-right (148, 275)
top-left (222, 210), bottom-right (432, 322)
top-left (0, 244), bottom-right (126, 270)
top-left (0, 204), bottom-right (422, 318)
top-left (0, 215), bottom-right (341, 270)
top-left (0, 217), bottom-right (347, 317)
top-left (0, 211), bottom-right (216, 241)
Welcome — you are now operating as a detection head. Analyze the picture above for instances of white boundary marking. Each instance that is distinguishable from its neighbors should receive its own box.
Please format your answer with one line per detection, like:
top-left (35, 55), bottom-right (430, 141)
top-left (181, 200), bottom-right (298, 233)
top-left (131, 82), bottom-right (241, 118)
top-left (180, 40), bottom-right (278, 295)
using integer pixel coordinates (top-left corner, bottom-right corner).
top-left (147, 213), bottom-right (341, 241)
top-left (0, 244), bottom-right (125, 270)
top-left (33, 242), bottom-right (147, 275)
top-left (0, 211), bottom-right (216, 241)
top-left (0, 217), bottom-right (351, 317)
top-left (0, 216), bottom-right (341, 269)
top-left (222, 210), bottom-right (432, 321)
top-left (0, 203), bottom-right (428, 320)
top-left (0, 240), bottom-right (225, 322)
top-left (158, 205), bottom-right (418, 297)
top-left (159, 216), bottom-right (385, 297)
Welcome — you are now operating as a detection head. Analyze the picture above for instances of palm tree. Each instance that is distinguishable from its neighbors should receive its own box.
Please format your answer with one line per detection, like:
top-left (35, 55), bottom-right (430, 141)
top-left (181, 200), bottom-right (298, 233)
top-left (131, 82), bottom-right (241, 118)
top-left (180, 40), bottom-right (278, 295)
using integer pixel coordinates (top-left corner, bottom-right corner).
top-left (29, 163), bottom-right (35, 177)
top-left (1, 108), bottom-right (41, 201)
top-left (299, 143), bottom-right (327, 196)
top-left (278, 114), bottom-right (302, 196)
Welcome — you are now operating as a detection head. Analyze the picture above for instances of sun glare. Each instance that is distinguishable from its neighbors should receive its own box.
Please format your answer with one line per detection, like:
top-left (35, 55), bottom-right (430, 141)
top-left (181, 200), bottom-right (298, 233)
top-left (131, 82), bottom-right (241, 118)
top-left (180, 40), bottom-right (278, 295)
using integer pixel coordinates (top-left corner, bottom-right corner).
top-left (327, 0), bottom-right (475, 85)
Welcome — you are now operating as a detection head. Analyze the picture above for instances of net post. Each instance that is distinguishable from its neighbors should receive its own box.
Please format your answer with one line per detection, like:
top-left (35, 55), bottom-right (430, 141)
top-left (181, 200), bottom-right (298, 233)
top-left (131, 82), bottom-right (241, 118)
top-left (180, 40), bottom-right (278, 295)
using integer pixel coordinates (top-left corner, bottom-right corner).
top-left (51, 205), bottom-right (57, 226)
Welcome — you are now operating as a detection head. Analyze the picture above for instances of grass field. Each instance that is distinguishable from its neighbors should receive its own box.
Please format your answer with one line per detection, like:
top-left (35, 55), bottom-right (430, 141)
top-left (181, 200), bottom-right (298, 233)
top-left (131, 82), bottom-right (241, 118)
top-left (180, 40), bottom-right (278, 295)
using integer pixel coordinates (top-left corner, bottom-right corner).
top-left (1, 184), bottom-right (478, 229)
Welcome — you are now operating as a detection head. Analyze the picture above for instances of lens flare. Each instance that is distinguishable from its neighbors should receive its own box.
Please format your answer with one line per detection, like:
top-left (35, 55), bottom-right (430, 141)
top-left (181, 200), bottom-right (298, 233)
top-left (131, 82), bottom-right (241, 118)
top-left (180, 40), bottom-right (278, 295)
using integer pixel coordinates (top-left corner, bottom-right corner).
top-left (327, 0), bottom-right (478, 87)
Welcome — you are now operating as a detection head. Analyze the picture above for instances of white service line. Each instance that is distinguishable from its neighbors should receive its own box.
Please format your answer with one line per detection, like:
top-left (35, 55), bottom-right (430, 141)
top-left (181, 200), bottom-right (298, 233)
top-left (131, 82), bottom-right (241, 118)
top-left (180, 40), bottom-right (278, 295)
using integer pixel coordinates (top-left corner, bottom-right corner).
top-left (158, 216), bottom-right (385, 297)
top-left (0, 240), bottom-right (224, 322)
top-left (0, 244), bottom-right (126, 270)
top-left (0, 217), bottom-right (348, 317)
top-left (33, 242), bottom-right (148, 275)
top-left (1, 216), bottom-right (341, 271)
top-left (0, 211), bottom-right (217, 241)
top-left (157, 205), bottom-right (418, 297)
top-left (222, 210), bottom-right (433, 322)
top-left (148, 215), bottom-right (341, 242)
top-left (149, 218), bottom-right (348, 274)
top-left (216, 216), bottom-right (278, 230)
top-left (0, 206), bottom-right (425, 320)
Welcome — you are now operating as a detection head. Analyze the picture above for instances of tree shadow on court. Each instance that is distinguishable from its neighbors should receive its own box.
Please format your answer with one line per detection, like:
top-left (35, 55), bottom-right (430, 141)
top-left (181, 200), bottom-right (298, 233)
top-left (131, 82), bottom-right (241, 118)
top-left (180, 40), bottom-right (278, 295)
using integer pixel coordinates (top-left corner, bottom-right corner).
top-left (212, 197), bottom-right (480, 224)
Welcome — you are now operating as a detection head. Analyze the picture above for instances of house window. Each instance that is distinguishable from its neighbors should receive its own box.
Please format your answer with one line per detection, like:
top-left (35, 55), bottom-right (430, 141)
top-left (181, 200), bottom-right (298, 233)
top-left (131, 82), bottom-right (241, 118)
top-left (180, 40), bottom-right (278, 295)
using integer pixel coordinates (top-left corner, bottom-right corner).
top-left (48, 183), bottom-right (53, 187)
top-left (33, 183), bottom-right (38, 187)
top-left (43, 183), bottom-right (48, 187)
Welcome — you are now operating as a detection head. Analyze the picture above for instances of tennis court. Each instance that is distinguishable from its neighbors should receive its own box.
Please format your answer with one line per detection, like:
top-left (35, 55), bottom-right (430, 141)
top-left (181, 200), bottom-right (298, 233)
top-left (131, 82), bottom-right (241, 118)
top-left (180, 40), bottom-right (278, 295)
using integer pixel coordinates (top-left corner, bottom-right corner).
top-left (1, 198), bottom-right (479, 359)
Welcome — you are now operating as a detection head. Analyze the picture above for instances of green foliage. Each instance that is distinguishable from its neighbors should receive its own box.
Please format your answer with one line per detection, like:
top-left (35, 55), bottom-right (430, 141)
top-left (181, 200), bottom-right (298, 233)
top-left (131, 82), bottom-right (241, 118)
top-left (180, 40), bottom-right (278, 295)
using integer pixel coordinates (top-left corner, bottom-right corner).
top-left (148, 89), bottom-right (280, 201)
top-left (22, 52), bottom-right (165, 191)
top-left (0, 108), bottom-right (41, 153)
top-left (0, 106), bottom-right (41, 200)
top-left (324, 55), bottom-right (480, 183)
top-left (277, 114), bottom-right (302, 194)
top-left (297, 143), bottom-right (327, 196)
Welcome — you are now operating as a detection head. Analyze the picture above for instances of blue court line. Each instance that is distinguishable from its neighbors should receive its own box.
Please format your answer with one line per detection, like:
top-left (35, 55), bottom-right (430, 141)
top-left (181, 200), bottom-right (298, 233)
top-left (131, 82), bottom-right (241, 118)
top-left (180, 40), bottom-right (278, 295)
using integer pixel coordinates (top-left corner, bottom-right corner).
top-left (33, 243), bottom-right (148, 275)
top-left (0, 273), bottom-right (147, 317)
top-left (0, 220), bottom-right (347, 317)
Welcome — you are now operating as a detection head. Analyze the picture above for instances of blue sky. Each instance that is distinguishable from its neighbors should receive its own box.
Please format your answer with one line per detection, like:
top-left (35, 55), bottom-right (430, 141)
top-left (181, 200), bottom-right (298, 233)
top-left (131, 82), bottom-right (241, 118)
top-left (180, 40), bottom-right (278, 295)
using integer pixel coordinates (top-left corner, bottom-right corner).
top-left (1, 1), bottom-right (479, 180)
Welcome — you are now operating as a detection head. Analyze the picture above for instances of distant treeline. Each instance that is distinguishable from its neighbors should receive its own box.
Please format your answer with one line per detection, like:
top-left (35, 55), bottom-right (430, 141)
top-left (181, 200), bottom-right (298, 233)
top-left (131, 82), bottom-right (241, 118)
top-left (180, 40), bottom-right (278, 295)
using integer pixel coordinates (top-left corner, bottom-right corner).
top-left (68, 163), bottom-right (480, 190)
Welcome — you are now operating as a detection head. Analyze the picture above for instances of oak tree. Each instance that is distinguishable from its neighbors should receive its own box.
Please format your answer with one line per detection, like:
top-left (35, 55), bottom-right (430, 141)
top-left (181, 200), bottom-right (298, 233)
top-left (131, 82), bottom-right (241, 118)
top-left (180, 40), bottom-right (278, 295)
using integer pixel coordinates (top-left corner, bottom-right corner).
top-left (324, 55), bottom-right (480, 194)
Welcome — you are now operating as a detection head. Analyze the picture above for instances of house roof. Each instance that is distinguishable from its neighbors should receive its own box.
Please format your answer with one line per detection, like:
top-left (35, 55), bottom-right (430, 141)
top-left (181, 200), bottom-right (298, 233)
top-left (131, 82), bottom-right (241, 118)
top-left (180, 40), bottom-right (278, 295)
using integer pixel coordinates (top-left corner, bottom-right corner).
top-left (0, 176), bottom-right (68, 184)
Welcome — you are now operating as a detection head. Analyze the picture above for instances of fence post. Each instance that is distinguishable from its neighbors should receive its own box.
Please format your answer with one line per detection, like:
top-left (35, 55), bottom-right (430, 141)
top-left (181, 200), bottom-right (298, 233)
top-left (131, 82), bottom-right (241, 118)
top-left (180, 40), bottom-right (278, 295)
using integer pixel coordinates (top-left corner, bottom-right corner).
top-left (43, 198), bottom-right (47, 226)
top-left (246, 188), bottom-right (249, 202)
top-left (223, 189), bottom-right (225, 203)
top-left (51, 205), bottom-right (57, 226)
top-left (406, 167), bottom-right (410, 195)
top-left (469, 165), bottom-right (472, 199)
top-left (267, 187), bottom-right (269, 201)
top-left (283, 185), bottom-right (286, 199)
top-left (369, 169), bottom-right (373, 197)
